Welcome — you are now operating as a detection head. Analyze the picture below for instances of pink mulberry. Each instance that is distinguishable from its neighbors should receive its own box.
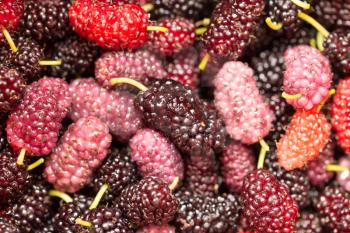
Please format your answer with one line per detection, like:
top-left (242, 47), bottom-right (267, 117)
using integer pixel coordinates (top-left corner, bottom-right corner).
top-left (69, 78), bottom-right (142, 142)
top-left (137, 224), bottom-right (175, 233)
top-left (45, 116), bottom-right (112, 193)
top-left (129, 128), bottom-right (184, 187)
top-left (6, 78), bottom-right (71, 156)
top-left (283, 45), bottom-right (332, 110)
top-left (214, 61), bottom-right (274, 144)
top-left (95, 50), bottom-right (166, 90)
top-left (221, 142), bottom-right (255, 193)
top-left (337, 156), bottom-right (350, 192)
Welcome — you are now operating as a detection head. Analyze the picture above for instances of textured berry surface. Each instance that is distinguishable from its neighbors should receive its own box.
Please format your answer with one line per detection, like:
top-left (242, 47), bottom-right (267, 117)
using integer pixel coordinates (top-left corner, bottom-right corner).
top-left (203, 0), bottom-right (265, 60)
top-left (53, 194), bottom-right (92, 232)
top-left (221, 142), bottom-right (255, 193)
top-left (4, 38), bottom-right (43, 80)
top-left (166, 48), bottom-right (199, 89)
top-left (240, 169), bottom-right (298, 233)
top-left (266, 94), bottom-right (294, 142)
top-left (6, 78), bottom-right (71, 156)
top-left (265, 147), bottom-right (311, 208)
top-left (307, 140), bottom-right (335, 186)
top-left (19, 0), bottom-right (71, 41)
top-left (214, 61), bottom-right (274, 144)
top-left (93, 147), bottom-right (138, 202)
top-left (332, 78), bottom-right (350, 153)
top-left (48, 35), bottom-right (101, 79)
top-left (313, 0), bottom-right (350, 29)
top-left (277, 111), bottom-right (331, 171)
top-left (324, 29), bottom-right (350, 75)
top-left (0, 66), bottom-right (26, 112)
top-left (0, 0), bottom-right (24, 31)
top-left (249, 49), bottom-right (284, 96)
top-left (0, 148), bottom-right (30, 208)
top-left (95, 50), bottom-right (166, 90)
top-left (69, 0), bottom-right (148, 49)
top-left (314, 185), bottom-right (350, 232)
top-left (184, 151), bottom-right (219, 196)
top-left (283, 45), bottom-right (332, 110)
top-left (118, 177), bottom-right (179, 227)
top-left (70, 78), bottom-right (142, 142)
top-left (45, 116), bottom-right (112, 192)
top-left (135, 79), bottom-right (225, 157)
top-left (77, 207), bottom-right (132, 233)
top-left (147, 17), bottom-right (195, 56)
top-left (130, 128), bottom-right (184, 187)
top-left (152, 0), bottom-right (208, 20)
top-left (137, 224), bottom-right (175, 233)
top-left (0, 218), bottom-right (20, 233)
top-left (266, 0), bottom-right (306, 36)
top-left (337, 156), bottom-right (350, 192)
top-left (5, 182), bottom-right (53, 232)
top-left (296, 212), bottom-right (322, 233)
top-left (174, 189), bottom-right (240, 233)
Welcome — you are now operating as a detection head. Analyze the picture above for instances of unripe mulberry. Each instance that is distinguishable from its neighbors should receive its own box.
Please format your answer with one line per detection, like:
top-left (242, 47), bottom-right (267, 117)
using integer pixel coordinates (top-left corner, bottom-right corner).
top-left (137, 224), bottom-right (175, 233)
top-left (6, 78), bottom-right (71, 156)
top-left (214, 61), bottom-right (274, 144)
top-left (283, 45), bottom-right (332, 110)
top-left (95, 50), bottom-right (166, 90)
top-left (44, 116), bottom-right (112, 193)
top-left (277, 111), bottom-right (331, 171)
top-left (337, 156), bottom-right (350, 192)
top-left (331, 78), bottom-right (350, 153)
top-left (130, 128), bottom-right (184, 187)
top-left (221, 142), bottom-right (255, 193)
top-left (69, 78), bottom-right (142, 142)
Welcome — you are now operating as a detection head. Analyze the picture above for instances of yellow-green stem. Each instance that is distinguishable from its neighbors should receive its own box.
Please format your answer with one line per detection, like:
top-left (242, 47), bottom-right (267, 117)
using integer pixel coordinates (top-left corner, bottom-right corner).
top-left (2, 28), bottom-right (17, 53)
top-left (48, 190), bottom-right (73, 203)
top-left (297, 12), bottom-right (329, 37)
top-left (110, 78), bottom-right (148, 92)
top-left (75, 218), bottom-right (92, 227)
top-left (281, 92), bottom-right (302, 100)
top-left (265, 17), bottom-right (283, 30)
top-left (89, 184), bottom-right (109, 210)
top-left (27, 158), bottom-right (45, 171)
top-left (198, 53), bottom-right (210, 71)
top-left (17, 148), bottom-right (26, 166)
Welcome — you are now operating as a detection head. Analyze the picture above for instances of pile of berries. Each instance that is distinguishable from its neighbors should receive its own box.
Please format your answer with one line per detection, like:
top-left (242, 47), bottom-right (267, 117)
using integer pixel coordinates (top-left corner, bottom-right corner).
top-left (1, 0), bottom-right (350, 232)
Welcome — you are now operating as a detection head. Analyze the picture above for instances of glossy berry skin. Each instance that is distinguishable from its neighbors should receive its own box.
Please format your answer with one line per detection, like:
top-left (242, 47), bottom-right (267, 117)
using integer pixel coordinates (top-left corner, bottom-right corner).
top-left (152, 0), bottom-right (208, 20)
top-left (166, 47), bottom-right (199, 89)
top-left (70, 78), bottom-right (142, 142)
top-left (69, 0), bottom-right (148, 49)
top-left (137, 224), bottom-right (175, 233)
top-left (184, 151), bottom-right (219, 196)
top-left (240, 169), bottom-right (298, 233)
top-left (324, 29), bottom-right (350, 75)
top-left (0, 0), bottom-right (24, 31)
top-left (337, 156), bottom-right (350, 192)
top-left (307, 140), bottom-right (335, 187)
top-left (4, 38), bottom-right (44, 81)
top-left (77, 207), bottom-right (132, 233)
top-left (5, 182), bottom-right (53, 233)
top-left (148, 17), bottom-right (195, 56)
top-left (283, 45), bottom-right (332, 110)
top-left (135, 79), bottom-right (225, 157)
top-left (174, 189), bottom-right (241, 233)
top-left (53, 194), bottom-right (93, 232)
top-left (0, 66), bottom-right (26, 112)
top-left (0, 149), bottom-right (30, 208)
top-left (6, 78), bottom-right (71, 156)
top-left (45, 116), bottom-right (112, 193)
top-left (313, 0), bottom-right (350, 29)
top-left (221, 142), bottom-right (255, 193)
top-left (118, 177), bottom-right (179, 227)
top-left (203, 0), bottom-right (265, 60)
top-left (49, 35), bottom-right (101, 79)
top-left (277, 111), bottom-right (331, 171)
top-left (19, 0), bottom-right (72, 42)
top-left (315, 185), bottom-right (350, 232)
top-left (95, 50), bottom-right (166, 90)
top-left (130, 128), bottom-right (184, 187)
top-left (332, 78), bottom-right (350, 153)
top-left (93, 147), bottom-right (138, 202)
top-left (296, 212), bottom-right (322, 233)
top-left (214, 61), bottom-right (274, 144)
top-left (0, 218), bottom-right (20, 233)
